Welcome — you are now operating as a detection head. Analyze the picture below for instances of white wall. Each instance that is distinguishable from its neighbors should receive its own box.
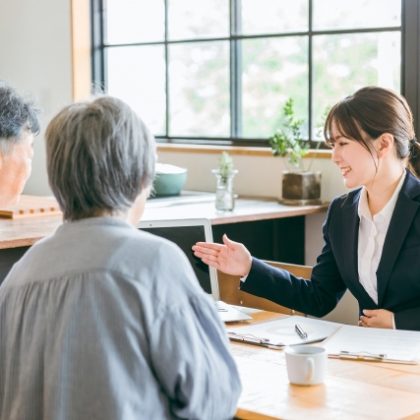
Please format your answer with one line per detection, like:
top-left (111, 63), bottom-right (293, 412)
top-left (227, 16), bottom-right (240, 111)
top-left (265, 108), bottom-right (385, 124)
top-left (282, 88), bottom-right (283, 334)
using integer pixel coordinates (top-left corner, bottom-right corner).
top-left (0, 0), bottom-right (72, 195)
top-left (157, 151), bottom-right (346, 202)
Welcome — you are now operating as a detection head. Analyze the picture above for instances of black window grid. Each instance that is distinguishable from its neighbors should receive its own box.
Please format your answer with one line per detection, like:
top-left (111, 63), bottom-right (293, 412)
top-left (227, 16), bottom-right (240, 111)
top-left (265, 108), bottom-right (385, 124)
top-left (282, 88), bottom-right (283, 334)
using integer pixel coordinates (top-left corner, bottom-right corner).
top-left (91, 0), bottom-right (419, 149)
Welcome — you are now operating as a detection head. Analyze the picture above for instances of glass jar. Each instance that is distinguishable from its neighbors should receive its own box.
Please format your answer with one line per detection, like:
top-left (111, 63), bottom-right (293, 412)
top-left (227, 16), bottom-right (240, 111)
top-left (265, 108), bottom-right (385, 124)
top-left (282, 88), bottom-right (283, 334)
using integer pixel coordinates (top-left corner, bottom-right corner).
top-left (212, 169), bottom-right (238, 211)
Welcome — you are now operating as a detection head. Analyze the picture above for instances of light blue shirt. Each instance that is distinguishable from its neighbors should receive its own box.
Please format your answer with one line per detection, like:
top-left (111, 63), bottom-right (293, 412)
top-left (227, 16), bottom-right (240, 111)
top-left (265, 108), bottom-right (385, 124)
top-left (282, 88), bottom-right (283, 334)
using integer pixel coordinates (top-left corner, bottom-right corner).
top-left (0, 217), bottom-right (241, 420)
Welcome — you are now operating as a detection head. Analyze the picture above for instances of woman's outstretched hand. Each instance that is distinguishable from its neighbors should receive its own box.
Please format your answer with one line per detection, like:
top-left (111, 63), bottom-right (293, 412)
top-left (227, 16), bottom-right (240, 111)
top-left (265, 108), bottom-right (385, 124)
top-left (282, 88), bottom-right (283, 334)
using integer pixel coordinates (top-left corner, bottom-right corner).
top-left (192, 234), bottom-right (252, 277)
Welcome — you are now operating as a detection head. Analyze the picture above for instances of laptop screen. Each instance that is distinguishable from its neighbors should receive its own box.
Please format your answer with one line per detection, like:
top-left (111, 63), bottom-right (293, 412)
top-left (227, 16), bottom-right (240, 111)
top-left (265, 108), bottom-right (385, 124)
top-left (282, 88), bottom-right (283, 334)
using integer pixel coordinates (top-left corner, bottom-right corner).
top-left (138, 219), bottom-right (220, 299)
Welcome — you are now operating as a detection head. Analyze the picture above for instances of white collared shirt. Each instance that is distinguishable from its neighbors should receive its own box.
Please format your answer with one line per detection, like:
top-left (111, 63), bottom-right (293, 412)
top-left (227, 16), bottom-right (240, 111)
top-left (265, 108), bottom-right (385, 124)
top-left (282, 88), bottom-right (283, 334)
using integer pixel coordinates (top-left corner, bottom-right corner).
top-left (357, 171), bottom-right (406, 305)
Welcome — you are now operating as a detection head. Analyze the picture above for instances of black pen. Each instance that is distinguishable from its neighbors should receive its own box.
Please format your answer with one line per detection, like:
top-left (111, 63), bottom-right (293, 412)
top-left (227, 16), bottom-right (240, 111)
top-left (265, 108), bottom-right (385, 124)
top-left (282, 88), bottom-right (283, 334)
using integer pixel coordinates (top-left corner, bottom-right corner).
top-left (295, 323), bottom-right (308, 340)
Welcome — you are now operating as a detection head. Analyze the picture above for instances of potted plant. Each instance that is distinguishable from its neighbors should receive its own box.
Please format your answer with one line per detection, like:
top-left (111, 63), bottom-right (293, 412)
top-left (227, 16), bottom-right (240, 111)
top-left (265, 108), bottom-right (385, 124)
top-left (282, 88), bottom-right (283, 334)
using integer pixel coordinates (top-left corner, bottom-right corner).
top-left (212, 152), bottom-right (238, 211)
top-left (269, 98), bottom-right (321, 205)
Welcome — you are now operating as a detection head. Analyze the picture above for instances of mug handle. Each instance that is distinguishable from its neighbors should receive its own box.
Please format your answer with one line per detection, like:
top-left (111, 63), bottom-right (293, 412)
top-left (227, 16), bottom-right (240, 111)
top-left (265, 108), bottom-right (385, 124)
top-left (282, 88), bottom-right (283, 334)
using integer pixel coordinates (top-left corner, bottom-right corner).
top-left (305, 358), bottom-right (314, 382)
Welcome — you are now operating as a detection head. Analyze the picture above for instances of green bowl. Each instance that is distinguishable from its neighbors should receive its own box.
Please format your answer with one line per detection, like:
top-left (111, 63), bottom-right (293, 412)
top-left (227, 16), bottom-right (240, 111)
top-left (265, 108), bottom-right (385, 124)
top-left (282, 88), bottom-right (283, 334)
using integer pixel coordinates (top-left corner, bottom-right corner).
top-left (152, 164), bottom-right (187, 197)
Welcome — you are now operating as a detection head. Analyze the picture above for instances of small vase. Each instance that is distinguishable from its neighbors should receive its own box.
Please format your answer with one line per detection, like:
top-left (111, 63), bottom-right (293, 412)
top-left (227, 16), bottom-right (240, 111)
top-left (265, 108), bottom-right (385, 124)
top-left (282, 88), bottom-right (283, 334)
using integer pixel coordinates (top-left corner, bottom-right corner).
top-left (212, 169), bottom-right (238, 211)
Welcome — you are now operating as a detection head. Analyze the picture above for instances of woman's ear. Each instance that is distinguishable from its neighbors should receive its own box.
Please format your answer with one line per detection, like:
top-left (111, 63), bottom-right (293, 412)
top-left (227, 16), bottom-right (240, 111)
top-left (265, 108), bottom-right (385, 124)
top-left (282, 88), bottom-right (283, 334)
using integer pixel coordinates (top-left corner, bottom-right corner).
top-left (376, 133), bottom-right (395, 157)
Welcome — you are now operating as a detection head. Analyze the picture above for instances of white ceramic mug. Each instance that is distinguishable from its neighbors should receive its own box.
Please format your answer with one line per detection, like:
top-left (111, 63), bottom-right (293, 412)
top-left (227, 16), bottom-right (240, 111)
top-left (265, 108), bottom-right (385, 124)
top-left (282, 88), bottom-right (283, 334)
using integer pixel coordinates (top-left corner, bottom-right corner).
top-left (285, 345), bottom-right (327, 385)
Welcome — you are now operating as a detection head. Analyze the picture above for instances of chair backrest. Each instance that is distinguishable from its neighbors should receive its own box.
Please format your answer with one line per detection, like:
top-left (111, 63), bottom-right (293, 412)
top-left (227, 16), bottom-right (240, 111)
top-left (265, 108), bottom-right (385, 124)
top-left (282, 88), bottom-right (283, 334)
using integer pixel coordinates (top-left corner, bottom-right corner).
top-left (218, 260), bottom-right (312, 315)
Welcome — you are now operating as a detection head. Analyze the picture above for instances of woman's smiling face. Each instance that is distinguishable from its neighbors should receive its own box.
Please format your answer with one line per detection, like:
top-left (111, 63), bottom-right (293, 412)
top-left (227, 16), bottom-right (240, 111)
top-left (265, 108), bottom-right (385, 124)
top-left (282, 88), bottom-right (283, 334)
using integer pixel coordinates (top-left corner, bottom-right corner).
top-left (329, 121), bottom-right (379, 189)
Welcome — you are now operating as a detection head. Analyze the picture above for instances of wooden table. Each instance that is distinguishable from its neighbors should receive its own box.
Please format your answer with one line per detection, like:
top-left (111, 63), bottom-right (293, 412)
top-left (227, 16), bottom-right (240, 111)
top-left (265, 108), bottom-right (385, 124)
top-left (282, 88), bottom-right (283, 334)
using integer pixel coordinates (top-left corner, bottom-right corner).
top-left (231, 311), bottom-right (420, 419)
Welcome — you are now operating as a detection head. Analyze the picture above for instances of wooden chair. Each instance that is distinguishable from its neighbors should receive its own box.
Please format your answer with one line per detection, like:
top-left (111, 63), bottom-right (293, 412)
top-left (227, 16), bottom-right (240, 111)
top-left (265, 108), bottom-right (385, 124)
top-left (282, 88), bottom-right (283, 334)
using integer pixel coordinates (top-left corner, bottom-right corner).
top-left (218, 260), bottom-right (312, 315)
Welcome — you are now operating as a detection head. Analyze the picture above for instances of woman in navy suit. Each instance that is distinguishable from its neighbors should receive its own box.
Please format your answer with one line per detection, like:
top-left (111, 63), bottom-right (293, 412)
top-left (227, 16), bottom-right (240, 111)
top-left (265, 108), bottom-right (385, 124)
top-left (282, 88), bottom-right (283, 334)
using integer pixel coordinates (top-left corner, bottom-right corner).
top-left (193, 86), bottom-right (420, 331)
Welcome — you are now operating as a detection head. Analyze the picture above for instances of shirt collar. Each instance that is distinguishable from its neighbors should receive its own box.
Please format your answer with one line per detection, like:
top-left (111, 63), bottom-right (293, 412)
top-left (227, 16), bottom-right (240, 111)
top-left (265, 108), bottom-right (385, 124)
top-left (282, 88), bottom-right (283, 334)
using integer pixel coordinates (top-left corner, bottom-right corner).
top-left (358, 170), bottom-right (406, 222)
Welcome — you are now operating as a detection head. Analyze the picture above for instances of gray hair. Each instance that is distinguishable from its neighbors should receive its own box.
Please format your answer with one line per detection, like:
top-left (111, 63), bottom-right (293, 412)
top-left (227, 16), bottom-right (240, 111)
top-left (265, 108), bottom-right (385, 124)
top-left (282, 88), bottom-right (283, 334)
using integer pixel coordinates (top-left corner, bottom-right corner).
top-left (0, 81), bottom-right (40, 154)
top-left (45, 96), bottom-right (156, 221)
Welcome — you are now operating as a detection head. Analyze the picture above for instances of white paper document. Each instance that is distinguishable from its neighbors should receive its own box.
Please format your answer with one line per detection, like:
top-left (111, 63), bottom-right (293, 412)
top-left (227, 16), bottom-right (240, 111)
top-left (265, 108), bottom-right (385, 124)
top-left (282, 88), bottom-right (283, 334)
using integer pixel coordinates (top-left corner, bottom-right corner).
top-left (227, 315), bottom-right (339, 348)
top-left (216, 301), bottom-right (252, 323)
top-left (228, 315), bottom-right (420, 364)
top-left (324, 324), bottom-right (420, 364)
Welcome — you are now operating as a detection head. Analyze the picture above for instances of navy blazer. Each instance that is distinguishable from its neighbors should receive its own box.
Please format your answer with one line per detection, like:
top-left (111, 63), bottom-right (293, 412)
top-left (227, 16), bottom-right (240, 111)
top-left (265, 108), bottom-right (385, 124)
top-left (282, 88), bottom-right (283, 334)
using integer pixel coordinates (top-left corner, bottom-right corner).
top-left (241, 170), bottom-right (420, 331)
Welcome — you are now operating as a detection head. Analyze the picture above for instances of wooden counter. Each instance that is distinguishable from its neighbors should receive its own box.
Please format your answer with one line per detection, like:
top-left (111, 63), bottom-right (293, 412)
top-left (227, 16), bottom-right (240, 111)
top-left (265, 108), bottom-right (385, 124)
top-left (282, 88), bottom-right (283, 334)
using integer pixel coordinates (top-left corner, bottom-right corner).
top-left (143, 195), bottom-right (327, 225)
top-left (0, 194), bottom-right (327, 286)
top-left (0, 195), bottom-right (327, 250)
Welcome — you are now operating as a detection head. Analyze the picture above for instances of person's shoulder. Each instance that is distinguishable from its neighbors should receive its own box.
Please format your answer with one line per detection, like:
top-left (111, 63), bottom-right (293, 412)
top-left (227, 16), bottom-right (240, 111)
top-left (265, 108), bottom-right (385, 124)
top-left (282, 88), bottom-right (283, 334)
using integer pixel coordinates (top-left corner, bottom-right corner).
top-left (402, 170), bottom-right (420, 202)
top-left (127, 228), bottom-right (183, 256)
top-left (0, 234), bottom-right (51, 289)
top-left (329, 188), bottom-right (361, 211)
top-left (125, 230), bottom-right (202, 304)
top-left (120, 228), bottom-right (190, 274)
top-left (6, 232), bottom-right (55, 269)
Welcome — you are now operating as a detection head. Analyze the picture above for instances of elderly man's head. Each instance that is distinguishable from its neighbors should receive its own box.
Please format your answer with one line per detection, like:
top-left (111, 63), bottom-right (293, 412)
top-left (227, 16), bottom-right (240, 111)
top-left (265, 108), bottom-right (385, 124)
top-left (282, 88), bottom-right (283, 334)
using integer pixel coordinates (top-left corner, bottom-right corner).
top-left (0, 82), bottom-right (40, 205)
top-left (45, 96), bottom-right (156, 223)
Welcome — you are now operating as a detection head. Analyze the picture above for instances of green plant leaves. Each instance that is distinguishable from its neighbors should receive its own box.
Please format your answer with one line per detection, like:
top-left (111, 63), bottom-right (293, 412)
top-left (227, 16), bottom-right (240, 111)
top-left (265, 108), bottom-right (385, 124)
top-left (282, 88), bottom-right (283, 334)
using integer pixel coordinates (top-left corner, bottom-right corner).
top-left (217, 151), bottom-right (235, 183)
top-left (269, 98), bottom-right (308, 169)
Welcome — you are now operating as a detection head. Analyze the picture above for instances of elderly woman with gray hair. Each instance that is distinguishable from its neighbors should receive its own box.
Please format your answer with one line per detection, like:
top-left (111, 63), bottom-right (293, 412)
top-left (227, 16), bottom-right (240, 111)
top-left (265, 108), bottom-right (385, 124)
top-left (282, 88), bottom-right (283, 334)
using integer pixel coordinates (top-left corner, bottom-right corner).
top-left (0, 97), bottom-right (241, 419)
top-left (0, 81), bottom-right (39, 205)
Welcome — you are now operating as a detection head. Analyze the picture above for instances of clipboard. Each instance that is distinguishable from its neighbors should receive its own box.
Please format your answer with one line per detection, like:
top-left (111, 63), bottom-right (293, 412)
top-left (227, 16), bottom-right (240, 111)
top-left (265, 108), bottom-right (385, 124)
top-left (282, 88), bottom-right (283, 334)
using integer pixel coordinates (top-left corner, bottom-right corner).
top-left (227, 315), bottom-right (339, 349)
top-left (323, 324), bottom-right (420, 365)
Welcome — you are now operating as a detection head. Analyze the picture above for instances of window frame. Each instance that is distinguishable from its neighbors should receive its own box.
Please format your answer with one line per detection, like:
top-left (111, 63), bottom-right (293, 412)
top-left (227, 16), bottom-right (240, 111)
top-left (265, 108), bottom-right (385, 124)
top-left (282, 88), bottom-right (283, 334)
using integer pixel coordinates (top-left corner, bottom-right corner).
top-left (91, 0), bottom-right (420, 148)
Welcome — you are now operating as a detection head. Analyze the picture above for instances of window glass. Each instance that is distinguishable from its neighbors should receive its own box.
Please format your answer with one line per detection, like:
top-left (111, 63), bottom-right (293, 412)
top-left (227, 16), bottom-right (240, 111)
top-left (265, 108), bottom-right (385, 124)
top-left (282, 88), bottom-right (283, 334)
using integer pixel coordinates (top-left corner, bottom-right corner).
top-left (313, 0), bottom-right (401, 31)
top-left (96, 0), bottom-right (404, 143)
top-left (241, 0), bottom-right (308, 35)
top-left (241, 37), bottom-right (308, 138)
top-left (105, 0), bottom-right (165, 44)
top-left (106, 46), bottom-right (166, 135)
top-left (312, 32), bottom-right (401, 138)
top-left (169, 42), bottom-right (229, 137)
top-left (168, 0), bottom-right (229, 40)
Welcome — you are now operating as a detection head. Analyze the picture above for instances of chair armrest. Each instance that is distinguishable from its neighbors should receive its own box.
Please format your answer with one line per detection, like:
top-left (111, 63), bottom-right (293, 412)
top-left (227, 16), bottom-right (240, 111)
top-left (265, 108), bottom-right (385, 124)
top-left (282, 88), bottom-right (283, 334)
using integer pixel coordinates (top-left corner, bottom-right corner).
top-left (218, 260), bottom-right (312, 315)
